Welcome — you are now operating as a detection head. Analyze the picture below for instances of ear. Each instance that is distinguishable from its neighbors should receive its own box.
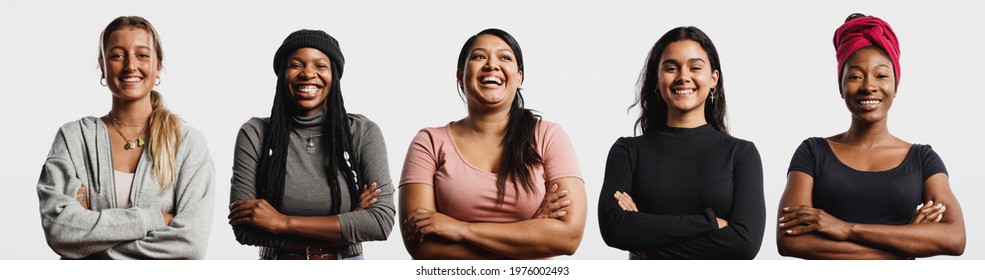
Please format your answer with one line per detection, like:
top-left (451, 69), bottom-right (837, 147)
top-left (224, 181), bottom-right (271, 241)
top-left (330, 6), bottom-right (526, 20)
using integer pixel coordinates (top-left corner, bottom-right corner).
top-left (456, 69), bottom-right (464, 90)
top-left (711, 69), bottom-right (719, 87)
top-left (98, 59), bottom-right (105, 78)
top-left (518, 70), bottom-right (524, 86)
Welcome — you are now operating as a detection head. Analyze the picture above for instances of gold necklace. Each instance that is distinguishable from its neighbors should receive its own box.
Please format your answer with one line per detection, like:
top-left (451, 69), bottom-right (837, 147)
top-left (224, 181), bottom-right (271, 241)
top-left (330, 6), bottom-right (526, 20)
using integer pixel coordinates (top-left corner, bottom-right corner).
top-left (108, 115), bottom-right (147, 150)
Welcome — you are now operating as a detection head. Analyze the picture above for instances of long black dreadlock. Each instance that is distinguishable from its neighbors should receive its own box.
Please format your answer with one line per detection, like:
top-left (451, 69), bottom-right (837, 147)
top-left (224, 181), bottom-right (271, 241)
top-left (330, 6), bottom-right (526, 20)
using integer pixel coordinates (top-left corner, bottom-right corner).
top-left (254, 30), bottom-right (361, 214)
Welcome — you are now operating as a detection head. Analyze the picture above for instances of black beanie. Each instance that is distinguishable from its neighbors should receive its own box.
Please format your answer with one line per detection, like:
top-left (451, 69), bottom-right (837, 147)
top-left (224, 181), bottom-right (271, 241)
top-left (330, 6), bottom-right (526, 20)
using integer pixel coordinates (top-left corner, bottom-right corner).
top-left (272, 29), bottom-right (345, 77)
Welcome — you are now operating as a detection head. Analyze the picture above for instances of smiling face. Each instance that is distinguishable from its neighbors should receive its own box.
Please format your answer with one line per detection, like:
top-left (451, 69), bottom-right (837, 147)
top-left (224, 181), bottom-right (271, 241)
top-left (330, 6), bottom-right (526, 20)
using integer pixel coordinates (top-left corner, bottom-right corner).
top-left (840, 47), bottom-right (896, 124)
top-left (101, 28), bottom-right (160, 102)
top-left (657, 40), bottom-right (719, 115)
top-left (459, 34), bottom-right (523, 109)
top-left (284, 47), bottom-right (333, 117)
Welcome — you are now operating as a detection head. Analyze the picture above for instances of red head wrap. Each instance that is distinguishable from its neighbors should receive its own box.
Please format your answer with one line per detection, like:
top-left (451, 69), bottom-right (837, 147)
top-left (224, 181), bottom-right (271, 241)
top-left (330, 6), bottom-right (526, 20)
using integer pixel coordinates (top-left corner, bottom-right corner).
top-left (833, 15), bottom-right (900, 92)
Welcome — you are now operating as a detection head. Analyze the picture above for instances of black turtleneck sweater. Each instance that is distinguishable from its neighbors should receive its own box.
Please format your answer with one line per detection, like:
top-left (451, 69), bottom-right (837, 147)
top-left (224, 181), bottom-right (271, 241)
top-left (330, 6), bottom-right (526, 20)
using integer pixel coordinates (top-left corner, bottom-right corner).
top-left (598, 124), bottom-right (765, 259)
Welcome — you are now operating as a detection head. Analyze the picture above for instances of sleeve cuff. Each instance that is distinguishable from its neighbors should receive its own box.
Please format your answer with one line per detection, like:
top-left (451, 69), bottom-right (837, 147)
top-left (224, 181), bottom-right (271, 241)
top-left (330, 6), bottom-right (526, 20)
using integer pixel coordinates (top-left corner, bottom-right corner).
top-left (702, 208), bottom-right (718, 231)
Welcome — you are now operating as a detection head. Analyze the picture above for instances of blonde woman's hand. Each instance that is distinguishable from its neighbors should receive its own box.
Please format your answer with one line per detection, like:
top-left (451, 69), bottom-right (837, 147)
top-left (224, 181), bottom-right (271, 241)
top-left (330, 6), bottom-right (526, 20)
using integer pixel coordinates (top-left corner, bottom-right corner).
top-left (75, 184), bottom-right (89, 210)
top-left (532, 184), bottom-right (570, 219)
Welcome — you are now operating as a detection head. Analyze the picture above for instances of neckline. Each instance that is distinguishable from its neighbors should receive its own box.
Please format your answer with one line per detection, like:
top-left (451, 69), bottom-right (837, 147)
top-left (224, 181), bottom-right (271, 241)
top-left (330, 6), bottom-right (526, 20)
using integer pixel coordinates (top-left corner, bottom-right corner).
top-left (443, 123), bottom-right (499, 177)
top-left (654, 123), bottom-right (717, 137)
top-left (97, 116), bottom-right (148, 174)
top-left (820, 138), bottom-right (915, 173)
top-left (293, 112), bottom-right (324, 131)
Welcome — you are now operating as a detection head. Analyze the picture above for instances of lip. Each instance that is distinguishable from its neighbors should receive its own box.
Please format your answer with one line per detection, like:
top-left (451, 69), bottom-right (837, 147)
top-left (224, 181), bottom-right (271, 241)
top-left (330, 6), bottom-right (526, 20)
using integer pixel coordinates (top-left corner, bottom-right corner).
top-left (670, 87), bottom-right (696, 96)
top-left (856, 98), bottom-right (883, 111)
top-left (292, 83), bottom-right (324, 98)
top-left (478, 74), bottom-right (504, 89)
top-left (120, 76), bottom-right (143, 87)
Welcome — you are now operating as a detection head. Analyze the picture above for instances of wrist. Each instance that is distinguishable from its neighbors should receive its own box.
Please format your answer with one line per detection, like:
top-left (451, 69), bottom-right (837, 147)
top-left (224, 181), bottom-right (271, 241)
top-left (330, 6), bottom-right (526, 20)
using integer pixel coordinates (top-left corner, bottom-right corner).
top-left (277, 216), bottom-right (292, 235)
top-left (844, 223), bottom-right (860, 241)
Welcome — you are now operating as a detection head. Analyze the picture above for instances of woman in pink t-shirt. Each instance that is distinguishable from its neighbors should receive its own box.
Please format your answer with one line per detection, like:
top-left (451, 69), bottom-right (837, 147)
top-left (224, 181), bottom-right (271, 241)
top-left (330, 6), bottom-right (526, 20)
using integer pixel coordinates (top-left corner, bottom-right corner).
top-left (399, 28), bottom-right (587, 259)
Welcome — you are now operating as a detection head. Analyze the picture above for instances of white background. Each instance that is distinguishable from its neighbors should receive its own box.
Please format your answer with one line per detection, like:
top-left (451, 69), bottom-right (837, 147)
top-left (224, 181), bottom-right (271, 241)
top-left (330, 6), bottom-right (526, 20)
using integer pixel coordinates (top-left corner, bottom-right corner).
top-left (1, 0), bottom-right (981, 260)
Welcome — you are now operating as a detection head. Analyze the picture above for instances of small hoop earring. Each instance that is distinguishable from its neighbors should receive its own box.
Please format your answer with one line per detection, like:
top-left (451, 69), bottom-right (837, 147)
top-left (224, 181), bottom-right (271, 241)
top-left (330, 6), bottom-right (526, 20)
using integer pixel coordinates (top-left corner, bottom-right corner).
top-left (155, 77), bottom-right (162, 86)
top-left (100, 78), bottom-right (107, 87)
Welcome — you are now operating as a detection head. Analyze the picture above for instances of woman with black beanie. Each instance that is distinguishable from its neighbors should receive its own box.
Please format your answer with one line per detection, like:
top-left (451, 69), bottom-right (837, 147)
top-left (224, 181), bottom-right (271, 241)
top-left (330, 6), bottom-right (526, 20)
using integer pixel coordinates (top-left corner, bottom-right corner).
top-left (228, 29), bottom-right (395, 260)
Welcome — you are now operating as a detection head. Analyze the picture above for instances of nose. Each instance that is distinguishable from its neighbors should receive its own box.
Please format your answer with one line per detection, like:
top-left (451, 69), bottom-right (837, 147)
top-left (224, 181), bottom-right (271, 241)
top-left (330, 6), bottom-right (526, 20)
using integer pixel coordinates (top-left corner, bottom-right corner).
top-left (674, 69), bottom-right (691, 84)
top-left (861, 75), bottom-right (878, 94)
top-left (302, 66), bottom-right (316, 79)
top-left (483, 57), bottom-right (500, 71)
top-left (124, 55), bottom-right (137, 72)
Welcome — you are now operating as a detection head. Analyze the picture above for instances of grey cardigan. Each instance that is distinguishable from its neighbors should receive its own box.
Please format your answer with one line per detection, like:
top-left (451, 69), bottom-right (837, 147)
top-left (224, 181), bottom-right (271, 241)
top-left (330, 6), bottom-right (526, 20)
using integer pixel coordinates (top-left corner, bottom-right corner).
top-left (37, 117), bottom-right (215, 259)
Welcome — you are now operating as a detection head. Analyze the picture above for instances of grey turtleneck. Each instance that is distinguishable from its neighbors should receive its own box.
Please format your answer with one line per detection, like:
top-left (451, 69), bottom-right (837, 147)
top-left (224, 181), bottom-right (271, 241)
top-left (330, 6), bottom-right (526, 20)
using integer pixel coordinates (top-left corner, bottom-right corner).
top-left (230, 113), bottom-right (395, 253)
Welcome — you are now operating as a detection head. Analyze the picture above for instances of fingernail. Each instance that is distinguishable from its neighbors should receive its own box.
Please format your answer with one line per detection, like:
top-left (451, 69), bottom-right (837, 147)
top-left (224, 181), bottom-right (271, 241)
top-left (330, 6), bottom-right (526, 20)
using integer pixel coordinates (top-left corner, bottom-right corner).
top-left (783, 207), bottom-right (789, 211)
top-left (779, 223), bottom-right (785, 227)
top-left (562, 200), bottom-right (571, 206)
top-left (786, 230), bottom-right (793, 234)
top-left (927, 200), bottom-right (934, 205)
top-left (375, 189), bottom-right (382, 193)
top-left (558, 211), bottom-right (567, 217)
top-left (778, 217), bottom-right (785, 221)
top-left (371, 198), bottom-right (377, 202)
top-left (936, 203), bottom-right (943, 208)
top-left (561, 190), bottom-right (569, 195)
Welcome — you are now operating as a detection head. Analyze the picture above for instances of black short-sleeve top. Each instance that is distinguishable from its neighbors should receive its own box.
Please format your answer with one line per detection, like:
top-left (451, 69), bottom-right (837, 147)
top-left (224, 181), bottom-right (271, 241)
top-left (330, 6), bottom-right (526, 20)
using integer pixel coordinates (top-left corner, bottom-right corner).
top-left (788, 137), bottom-right (947, 225)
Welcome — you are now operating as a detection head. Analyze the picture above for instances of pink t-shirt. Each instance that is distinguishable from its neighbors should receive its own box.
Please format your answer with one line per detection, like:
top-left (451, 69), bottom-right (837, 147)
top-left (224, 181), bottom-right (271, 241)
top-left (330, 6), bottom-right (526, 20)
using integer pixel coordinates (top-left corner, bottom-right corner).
top-left (400, 120), bottom-right (582, 223)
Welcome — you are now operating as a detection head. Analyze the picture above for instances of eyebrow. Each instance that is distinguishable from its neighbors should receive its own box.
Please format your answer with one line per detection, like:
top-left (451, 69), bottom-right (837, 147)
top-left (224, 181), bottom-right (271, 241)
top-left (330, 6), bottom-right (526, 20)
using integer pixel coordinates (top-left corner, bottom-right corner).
top-left (108, 45), bottom-right (152, 52)
top-left (662, 58), bottom-right (707, 64)
top-left (848, 64), bottom-right (892, 71)
top-left (471, 47), bottom-right (514, 54)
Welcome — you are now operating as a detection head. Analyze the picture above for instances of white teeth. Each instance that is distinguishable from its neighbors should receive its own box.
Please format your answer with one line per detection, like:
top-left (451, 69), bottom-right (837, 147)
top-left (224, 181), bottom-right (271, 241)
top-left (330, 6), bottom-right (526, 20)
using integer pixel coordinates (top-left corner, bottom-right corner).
top-left (673, 89), bottom-right (694, 95)
top-left (859, 100), bottom-right (881, 105)
top-left (123, 77), bottom-right (141, 83)
top-left (297, 85), bottom-right (319, 94)
top-left (482, 77), bottom-right (502, 84)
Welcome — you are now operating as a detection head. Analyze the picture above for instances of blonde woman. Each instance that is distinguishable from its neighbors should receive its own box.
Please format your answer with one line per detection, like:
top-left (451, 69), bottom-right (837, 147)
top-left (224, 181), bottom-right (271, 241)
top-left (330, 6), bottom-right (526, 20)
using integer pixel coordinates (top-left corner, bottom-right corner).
top-left (36, 16), bottom-right (215, 259)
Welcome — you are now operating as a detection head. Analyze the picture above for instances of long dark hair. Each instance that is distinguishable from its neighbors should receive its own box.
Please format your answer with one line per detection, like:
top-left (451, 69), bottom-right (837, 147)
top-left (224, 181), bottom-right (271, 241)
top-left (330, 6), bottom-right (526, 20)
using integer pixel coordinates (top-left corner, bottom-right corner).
top-left (255, 33), bottom-right (360, 214)
top-left (456, 28), bottom-right (542, 205)
top-left (632, 26), bottom-right (729, 135)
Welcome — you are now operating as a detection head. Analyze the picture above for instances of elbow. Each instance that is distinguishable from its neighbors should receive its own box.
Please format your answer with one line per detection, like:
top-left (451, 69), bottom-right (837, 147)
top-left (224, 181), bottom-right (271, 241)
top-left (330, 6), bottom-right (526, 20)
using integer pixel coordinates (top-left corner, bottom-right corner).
top-left (776, 235), bottom-right (803, 258)
top-left (942, 234), bottom-right (966, 256)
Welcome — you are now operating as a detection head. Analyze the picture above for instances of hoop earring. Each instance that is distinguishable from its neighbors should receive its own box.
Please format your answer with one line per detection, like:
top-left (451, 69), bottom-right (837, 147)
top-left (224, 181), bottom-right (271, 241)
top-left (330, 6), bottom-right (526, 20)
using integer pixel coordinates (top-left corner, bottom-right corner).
top-left (155, 77), bottom-right (162, 86)
top-left (709, 87), bottom-right (717, 103)
top-left (100, 78), bottom-right (107, 87)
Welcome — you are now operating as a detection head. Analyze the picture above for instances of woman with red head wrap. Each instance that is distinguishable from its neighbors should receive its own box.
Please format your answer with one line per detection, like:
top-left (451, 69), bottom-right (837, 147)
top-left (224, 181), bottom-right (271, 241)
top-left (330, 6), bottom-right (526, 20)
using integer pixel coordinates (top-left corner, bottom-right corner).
top-left (775, 13), bottom-right (966, 259)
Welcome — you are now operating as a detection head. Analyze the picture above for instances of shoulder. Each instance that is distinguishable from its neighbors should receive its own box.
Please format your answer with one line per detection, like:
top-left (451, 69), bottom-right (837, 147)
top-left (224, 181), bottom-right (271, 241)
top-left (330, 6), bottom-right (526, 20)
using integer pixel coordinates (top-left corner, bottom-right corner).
top-left (49, 116), bottom-right (103, 147)
top-left (347, 113), bottom-right (382, 135)
top-left (412, 123), bottom-right (450, 140)
top-left (238, 117), bottom-right (269, 134)
top-left (535, 119), bottom-right (571, 141)
top-left (720, 132), bottom-right (757, 149)
top-left (909, 142), bottom-right (943, 161)
top-left (178, 122), bottom-right (209, 151)
top-left (56, 116), bottom-right (101, 135)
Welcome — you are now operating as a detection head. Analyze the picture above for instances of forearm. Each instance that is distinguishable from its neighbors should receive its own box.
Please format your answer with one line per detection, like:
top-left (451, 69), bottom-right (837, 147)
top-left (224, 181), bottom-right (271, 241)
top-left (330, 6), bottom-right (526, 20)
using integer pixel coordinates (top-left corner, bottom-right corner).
top-left (408, 236), bottom-right (504, 260)
top-left (847, 223), bottom-right (965, 257)
top-left (280, 215), bottom-right (350, 247)
top-left (599, 208), bottom-right (716, 251)
top-left (777, 233), bottom-right (901, 260)
top-left (462, 218), bottom-right (581, 259)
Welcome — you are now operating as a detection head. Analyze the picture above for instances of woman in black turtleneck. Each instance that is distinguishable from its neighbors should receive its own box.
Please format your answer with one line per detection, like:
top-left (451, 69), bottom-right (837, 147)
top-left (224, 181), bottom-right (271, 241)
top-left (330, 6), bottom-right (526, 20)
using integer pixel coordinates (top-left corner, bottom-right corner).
top-left (598, 26), bottom-right (765, 260)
